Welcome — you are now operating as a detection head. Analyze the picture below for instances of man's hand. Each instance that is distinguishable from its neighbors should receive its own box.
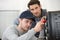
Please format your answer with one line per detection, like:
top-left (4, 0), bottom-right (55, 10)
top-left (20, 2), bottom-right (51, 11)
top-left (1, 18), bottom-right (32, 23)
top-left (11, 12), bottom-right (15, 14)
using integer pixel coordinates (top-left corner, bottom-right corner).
top-left (41, 16), bottom-right (46, 23)
top-left (33, 16), bottom-right (46, 32)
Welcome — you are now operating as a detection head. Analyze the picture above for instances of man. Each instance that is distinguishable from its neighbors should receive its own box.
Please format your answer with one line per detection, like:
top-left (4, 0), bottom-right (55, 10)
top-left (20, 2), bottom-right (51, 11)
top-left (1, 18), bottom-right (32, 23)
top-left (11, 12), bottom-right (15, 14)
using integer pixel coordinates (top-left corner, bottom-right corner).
top-left (2, 10), bottom-right (45, 40)
top-left (27, 0), bottom-right (47, 39)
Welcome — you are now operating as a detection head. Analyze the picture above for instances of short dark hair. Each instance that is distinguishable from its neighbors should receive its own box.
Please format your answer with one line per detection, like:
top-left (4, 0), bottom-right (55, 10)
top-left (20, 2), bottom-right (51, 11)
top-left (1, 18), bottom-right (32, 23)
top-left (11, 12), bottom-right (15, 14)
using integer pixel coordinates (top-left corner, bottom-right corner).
top-left (28, 0), bottom-right (40, 8)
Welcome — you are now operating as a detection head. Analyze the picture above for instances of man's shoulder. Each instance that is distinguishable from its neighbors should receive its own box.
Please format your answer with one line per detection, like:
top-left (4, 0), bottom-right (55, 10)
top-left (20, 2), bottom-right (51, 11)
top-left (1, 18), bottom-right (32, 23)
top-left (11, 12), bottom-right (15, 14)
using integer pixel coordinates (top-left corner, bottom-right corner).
top-left (3, 25), bottom-right (16, 34)
top-left (41, 9), bottom-right (47, 16)
top-left (42, 9), bottom-right (47, 12)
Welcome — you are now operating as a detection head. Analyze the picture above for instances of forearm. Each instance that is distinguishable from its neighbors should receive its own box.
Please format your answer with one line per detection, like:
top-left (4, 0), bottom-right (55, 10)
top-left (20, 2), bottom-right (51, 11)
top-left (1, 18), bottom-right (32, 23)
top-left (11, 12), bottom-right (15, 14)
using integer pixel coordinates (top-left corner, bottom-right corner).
top-left (17, 28), bottom-right (36, 40)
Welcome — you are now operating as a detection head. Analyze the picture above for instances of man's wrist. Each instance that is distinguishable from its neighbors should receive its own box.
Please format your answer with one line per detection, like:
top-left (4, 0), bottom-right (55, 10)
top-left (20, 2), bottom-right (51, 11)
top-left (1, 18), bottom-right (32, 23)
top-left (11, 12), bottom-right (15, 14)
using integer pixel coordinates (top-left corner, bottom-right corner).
top-left (33, 28), bottom-right (38, 32)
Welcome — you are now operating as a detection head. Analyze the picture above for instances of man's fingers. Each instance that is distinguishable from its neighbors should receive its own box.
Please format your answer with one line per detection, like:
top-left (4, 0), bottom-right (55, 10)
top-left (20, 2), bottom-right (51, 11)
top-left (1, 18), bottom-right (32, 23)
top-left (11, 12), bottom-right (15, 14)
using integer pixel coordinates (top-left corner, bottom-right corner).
top-left (41, 16), bottom-right (47, 23)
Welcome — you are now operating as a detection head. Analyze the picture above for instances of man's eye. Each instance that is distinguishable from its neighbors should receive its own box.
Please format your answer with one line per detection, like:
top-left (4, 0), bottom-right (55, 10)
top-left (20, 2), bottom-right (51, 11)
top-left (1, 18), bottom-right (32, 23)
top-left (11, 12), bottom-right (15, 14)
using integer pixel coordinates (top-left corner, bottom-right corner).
top-left (25, 21), bottom-right (28, 23)
top-left (31, 9), bottom-right (34, 11)
top-left (30, 22), bottom-right (32, 24)
top-left (35, 7), bottom-right (38, 9)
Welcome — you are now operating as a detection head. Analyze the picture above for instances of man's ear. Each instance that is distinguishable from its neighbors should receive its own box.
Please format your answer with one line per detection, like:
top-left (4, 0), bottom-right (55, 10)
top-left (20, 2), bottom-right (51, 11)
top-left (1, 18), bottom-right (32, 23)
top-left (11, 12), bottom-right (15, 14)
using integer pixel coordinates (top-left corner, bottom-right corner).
top-left (18, 18), bottom-right (23, 22)
top-left (18, 18), bottom-right (21, 22)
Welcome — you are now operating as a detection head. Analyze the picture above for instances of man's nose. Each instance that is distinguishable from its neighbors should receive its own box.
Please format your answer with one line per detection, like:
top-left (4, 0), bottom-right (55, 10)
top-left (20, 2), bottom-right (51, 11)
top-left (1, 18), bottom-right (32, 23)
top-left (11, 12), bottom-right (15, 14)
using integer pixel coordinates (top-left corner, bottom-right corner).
top-left (34, 10), bottom-right (37, 13)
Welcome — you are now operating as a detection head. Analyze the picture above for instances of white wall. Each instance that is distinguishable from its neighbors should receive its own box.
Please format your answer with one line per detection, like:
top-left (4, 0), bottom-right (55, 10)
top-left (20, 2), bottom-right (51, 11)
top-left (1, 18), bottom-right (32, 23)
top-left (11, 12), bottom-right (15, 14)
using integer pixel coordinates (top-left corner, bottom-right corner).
top-left (0, 0), bottom-right (20, 10)
top-left (47, 0), bottom-right (60, 11)
top-left (0, 0), bottom-right (60, 11)
top-left (0, 10), bottom-right (19, 38)
top-left (0, 0), bottom-right (21, 38)
top-left (0, 0), bottom-right (30, 13)
top-left (39, 0), bottom-right (60, 11)
top-left (0, 0), bottom-right (60, 39)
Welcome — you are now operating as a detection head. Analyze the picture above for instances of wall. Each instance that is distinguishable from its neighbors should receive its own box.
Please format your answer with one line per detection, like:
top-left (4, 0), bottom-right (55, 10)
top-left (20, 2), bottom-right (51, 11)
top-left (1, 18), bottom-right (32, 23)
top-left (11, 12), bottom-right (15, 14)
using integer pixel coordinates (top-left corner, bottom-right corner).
top-left (47, 0), bottom-right (60, 11)
top-left (0, 0), bottom-right (20, 39)
top-left (0, 10), bottom-right (19, 38)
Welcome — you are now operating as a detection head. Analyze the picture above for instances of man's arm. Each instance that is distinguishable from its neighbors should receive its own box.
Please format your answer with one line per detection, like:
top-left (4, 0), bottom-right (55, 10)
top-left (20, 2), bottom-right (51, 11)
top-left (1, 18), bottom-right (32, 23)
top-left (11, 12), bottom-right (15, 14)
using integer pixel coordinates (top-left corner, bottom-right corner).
top-left (18, 29), bottom-right (36, 40)
top-left (2, 17), bottom-right (45, 40)
top-left (2, 28), bottom-right (36, 40)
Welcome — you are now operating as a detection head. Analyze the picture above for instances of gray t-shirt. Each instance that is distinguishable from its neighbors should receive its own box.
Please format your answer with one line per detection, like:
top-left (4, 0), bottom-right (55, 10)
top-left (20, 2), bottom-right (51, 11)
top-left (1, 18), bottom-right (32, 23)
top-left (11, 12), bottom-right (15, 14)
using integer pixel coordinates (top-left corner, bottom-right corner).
top-left (2, 25), bottom-right (38, 40)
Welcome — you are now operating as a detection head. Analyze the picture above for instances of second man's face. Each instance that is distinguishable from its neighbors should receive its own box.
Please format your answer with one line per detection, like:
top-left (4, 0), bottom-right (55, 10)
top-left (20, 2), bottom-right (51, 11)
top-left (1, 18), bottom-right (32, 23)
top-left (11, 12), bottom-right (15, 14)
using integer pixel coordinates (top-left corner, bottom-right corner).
top-left (29, 4), bottom-right (41, 18)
